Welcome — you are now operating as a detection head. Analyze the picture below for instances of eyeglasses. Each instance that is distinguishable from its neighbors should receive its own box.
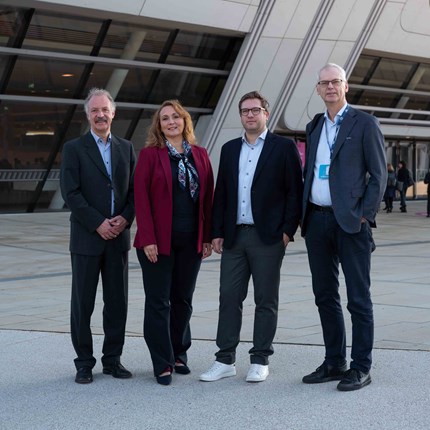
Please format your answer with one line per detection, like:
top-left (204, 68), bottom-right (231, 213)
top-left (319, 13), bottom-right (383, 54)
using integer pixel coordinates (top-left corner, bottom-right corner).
top-left (317, 79), bottom-right (344, 88)
top-left (239, 107), bottom-right (266, 116)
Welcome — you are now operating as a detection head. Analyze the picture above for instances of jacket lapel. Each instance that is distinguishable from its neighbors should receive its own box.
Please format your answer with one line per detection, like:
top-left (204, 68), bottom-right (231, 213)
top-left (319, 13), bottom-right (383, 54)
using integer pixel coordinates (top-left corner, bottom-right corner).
top-left (110, 136), bottom-right (121, 179)
top-left (159, 147), bottom-right (173, 198)
top-left (230, 139), bottom-right (242, 191)
top-left (331, 108), bottom-right (357, 161)
top-left (252, 131), bottom-right (276, 184)
top-left (84, 132), bottom-right (109, 178)
top-left (306, 119), bottom-right (324, 181)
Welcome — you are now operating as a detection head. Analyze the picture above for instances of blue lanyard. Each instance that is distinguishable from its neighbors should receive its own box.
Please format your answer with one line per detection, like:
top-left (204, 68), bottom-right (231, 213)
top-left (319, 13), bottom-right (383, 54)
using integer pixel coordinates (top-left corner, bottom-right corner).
top-left (324, 105), bottom-right (349, 158)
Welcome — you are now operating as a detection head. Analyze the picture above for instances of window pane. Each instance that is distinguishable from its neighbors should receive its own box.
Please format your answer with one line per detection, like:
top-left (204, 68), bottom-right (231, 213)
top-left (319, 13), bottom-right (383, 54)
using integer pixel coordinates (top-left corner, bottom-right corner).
top-left (6, 57), bottom-right (86, 98)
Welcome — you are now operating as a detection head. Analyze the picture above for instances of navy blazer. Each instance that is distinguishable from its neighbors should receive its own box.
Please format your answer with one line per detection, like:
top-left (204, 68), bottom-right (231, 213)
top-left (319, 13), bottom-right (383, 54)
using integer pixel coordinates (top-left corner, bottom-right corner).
top-left (301, 107), bottom-right (387, 236)
top-left (212, 131), bottom-right (303, 249)
top-left (60, 131), bottom-right (136, 255)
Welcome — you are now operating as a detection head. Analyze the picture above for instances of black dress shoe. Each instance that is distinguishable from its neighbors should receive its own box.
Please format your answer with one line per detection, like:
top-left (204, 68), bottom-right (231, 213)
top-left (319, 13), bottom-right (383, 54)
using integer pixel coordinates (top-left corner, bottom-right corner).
top-left (174, 359), bottom-right (191, 375)
top-left (337, 368), bottom-right (371, 391)
top-left (302, 362), bottom-right (347, 384)
top-left (103, 362), bottom-right (132, 379)
top-left (156, 368), bottom-right (172, 385)
top-left (75, 367), bottom-right (93, 384)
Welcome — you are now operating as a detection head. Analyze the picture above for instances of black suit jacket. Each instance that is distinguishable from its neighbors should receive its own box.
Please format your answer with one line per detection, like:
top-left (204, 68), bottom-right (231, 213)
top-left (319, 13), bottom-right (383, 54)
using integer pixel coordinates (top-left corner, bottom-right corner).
top-left (60, 131), bottom-right (136, 256)
top-left (212, 131), bottom-right (303, 249)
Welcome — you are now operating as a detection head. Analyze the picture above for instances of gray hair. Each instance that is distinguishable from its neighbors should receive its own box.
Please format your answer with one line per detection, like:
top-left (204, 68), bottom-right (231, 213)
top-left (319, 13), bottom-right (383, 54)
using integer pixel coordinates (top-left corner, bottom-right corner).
top-left (84, 88), bottom-right (116, 115)
top-left (317, 63), bottom-right (347, 81)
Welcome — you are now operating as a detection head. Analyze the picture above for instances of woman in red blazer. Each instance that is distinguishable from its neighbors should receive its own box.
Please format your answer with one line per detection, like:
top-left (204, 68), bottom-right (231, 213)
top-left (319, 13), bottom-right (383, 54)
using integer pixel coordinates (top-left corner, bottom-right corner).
top-left (134, 100), bottom-right (214, 385)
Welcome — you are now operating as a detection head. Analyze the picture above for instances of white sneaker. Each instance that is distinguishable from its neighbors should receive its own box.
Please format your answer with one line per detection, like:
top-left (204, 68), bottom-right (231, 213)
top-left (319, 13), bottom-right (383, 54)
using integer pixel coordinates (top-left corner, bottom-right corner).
top-left (199, 361), bottom-right (236, 382)
top-left (246, 364), bottom-right (269, 382)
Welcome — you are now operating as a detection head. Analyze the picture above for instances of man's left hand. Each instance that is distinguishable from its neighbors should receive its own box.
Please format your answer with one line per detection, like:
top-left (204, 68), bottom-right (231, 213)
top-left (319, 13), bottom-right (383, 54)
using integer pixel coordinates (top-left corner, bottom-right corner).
top-left (109, 215), bottom-right (128, 235)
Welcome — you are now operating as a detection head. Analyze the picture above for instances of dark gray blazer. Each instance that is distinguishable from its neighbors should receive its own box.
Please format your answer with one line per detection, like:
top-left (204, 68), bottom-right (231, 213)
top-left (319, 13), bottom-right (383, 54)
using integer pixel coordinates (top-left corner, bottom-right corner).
top-left (212, 131), bottom-right (303, 249)
top-left (60, 131), bottom-right (136, 255)
top-left (301, 107), bottom-right (387, 236)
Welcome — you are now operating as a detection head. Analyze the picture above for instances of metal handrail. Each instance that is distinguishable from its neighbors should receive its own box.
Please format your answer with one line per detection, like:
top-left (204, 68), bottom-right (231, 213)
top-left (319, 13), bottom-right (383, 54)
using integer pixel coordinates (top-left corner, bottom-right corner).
top-left (0, 169), bottom-right (60, 181)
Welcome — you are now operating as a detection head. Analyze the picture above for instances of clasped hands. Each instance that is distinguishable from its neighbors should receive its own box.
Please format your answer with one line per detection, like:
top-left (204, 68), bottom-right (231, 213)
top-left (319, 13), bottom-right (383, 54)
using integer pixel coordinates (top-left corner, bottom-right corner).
top-left (96, 215), bottom-right (128, 240)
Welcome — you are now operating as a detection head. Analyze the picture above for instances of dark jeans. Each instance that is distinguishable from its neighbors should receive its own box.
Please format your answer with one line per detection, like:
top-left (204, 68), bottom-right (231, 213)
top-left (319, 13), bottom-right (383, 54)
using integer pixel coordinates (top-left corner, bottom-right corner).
top-left (137, 231), bottom-right (201, 376)
top-left (399, 184), bottom-right (407, 208)
top-left (427, 191), bottom-right (430, 215)
top-left (304, 209), bottom-right (375, 373)
top-left (215, 226), bottom-right (285, 365)
top-left (70, 246), bottom-right (128, 370)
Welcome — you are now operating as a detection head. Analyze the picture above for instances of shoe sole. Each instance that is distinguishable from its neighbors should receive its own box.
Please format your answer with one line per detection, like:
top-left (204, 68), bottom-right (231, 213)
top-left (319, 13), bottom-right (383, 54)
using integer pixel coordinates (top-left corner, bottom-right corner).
top-left (337, 377), bottom-right (372, 391)
top-left (102, 369), bottom-right (132, 379)
top-left (174, 366), bottom-right (191, 375)
top-left (199, 370), bottom-right (236, 382)
top-left (246, 375), bottom-right (268, 383)
top-left (302, 375), bottom-right (345, 384)
top-left (75, 377), bottom-right (93, 384)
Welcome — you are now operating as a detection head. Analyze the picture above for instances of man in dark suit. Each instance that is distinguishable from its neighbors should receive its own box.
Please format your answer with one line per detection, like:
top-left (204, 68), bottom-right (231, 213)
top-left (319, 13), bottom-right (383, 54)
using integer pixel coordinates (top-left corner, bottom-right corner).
top-left (301, 63), bottom-right (387, 391)
top-left (200, 91), bottom-right (303, 383)
top-left (60, 88), bottom-right (136, 384)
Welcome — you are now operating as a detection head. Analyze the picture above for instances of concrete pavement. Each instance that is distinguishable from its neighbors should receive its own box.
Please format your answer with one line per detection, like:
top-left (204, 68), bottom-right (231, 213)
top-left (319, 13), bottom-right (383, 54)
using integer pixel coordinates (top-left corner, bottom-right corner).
top-left (1, 200), bottom-right (429, 429)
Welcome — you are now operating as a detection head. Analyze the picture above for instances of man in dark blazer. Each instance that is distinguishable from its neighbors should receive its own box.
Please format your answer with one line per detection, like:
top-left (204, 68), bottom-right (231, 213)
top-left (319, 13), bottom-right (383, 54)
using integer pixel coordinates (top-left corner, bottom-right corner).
top-left (200, 91), bottom-right (303, 383)
top-left (60, 88), bottom-right (136, 384)
top-left (301, 63), bottom-right (386, 391)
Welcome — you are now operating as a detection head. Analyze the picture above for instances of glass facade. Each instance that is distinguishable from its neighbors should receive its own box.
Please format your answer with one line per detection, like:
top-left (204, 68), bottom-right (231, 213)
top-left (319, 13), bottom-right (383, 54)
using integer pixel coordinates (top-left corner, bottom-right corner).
top-left (1, 4), bottom-right (430, 212)
top-left (348, 53), bottom-right (430, 198)
top-left (0, 4), bottom-right (243, 212)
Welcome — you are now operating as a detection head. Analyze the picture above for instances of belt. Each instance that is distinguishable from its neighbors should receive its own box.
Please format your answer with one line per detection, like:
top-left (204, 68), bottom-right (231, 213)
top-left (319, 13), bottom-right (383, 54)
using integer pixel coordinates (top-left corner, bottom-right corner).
top-left (309, 203), bottom-right (333, 213)
top-left (236, 224), bottom-right (255, 228)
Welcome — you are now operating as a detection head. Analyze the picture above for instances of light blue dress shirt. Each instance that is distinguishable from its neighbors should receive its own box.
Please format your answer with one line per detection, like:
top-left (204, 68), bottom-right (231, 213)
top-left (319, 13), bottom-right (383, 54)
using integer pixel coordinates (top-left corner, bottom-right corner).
top-left (91, 130), bottom-right (114, 216)
top-left (236, 129), bottom-right (267, 225)
top-left (310, 103), bottom-right (348, 206)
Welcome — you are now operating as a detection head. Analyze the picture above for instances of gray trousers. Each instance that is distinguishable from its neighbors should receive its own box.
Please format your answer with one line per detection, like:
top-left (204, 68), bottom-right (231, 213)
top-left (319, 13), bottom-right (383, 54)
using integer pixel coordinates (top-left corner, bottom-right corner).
top-left (215, 226), bottom-right (285, 365)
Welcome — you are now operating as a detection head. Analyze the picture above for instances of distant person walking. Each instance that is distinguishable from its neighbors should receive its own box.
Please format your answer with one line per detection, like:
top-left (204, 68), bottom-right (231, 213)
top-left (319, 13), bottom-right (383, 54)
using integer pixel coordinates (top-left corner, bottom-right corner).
top-left (424, 169), bottom-right (430, 217)
top-left (396, 161), bottom-right (410, 213)
top-left (383, 163), bottom-right (396, 213)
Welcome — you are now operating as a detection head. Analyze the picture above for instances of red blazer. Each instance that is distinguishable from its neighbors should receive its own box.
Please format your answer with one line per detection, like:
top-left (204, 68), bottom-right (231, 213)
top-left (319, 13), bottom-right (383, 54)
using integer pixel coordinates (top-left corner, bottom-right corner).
top-left (133, 145), bottom-right (214, 256)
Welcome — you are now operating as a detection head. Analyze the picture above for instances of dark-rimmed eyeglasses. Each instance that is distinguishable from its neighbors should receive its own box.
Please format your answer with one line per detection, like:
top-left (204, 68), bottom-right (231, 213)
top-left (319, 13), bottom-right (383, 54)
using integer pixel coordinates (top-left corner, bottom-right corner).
top-left (317, 79), bottom-right (344, 88)
top-left (239, 107), bottom-right (266, 116)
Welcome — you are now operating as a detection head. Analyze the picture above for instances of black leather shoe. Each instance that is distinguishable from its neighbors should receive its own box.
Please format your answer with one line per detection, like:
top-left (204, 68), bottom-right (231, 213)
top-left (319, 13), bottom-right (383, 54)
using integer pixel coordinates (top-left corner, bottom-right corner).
top-left (174, 359), bottom-right (191, 375)
top-left (156, 367), bottom-right (172, 385)
top-left (75, 367), bottom-right (93, 384)
top-left (103, 362), bottom-right (132, 379)
top-left (302, 362), bottom-right (347, 384)
top-left (337, 368), bottom-right (371, 391)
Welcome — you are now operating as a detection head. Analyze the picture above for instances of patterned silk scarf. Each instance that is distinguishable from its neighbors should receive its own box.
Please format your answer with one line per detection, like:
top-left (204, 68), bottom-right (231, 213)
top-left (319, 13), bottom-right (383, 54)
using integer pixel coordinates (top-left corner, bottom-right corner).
top-left (165, 140), bottom-right (200, 202)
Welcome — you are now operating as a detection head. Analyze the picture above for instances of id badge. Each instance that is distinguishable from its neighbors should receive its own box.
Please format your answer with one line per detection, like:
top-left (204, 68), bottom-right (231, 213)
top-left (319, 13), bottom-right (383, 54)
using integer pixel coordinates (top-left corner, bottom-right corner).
top-left (319, 164), bottom-right (330, 179)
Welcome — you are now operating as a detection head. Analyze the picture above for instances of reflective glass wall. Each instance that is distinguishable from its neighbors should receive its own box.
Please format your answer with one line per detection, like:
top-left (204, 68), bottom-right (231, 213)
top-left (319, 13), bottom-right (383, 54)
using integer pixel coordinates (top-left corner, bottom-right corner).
top-left (348, 53), bottom-right (430, 198)
top-left (0, 5), bottom-right (243, 212)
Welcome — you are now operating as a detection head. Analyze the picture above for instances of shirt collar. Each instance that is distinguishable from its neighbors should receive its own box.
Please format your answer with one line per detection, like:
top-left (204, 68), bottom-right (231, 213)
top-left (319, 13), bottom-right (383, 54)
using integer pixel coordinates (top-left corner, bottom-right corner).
top-left (324, 103), bottom-right (348, 124)
top-left (91, 129), bottom-right (111, 144)
top-left (241, 128), bottom-right (268, 146)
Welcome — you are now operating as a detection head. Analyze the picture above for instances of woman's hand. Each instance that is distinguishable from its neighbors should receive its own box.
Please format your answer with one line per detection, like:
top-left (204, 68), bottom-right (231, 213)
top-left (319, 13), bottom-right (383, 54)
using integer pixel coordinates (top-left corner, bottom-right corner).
top-left (143, 244), bottom-right (158, 263)
top-left (202, 242), bottom-right (212, 259)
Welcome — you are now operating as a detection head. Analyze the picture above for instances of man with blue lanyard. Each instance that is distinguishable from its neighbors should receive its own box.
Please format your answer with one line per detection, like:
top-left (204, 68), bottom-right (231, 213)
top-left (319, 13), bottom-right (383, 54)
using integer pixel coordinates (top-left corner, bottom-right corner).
top-left (300, 63), bottom-right (386, 391)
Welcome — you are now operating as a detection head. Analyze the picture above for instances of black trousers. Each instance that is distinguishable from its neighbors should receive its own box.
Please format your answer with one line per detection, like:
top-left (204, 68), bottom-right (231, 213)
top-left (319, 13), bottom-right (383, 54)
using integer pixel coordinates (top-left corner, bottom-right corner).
top-left (304, 209), bottom-right (375, 373)
top-left (70, 245), bottom-right (128, 370)
top-left (137, 231), bottom-right (202, 376)
top-left (215, 226), bottom-right (285, 366)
